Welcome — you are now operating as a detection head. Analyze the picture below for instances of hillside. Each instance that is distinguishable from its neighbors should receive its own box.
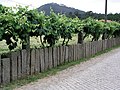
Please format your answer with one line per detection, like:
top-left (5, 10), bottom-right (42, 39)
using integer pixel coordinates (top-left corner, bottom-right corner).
top-left (37, 3), bottom-right (120, 22)
top-left (38, 3), bottom-right (85, 17)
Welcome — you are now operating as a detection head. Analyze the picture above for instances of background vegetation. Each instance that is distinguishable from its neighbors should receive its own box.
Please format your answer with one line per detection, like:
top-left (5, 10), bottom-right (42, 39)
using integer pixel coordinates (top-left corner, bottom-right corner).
top-left (0, 4), bottom-right (120, 53)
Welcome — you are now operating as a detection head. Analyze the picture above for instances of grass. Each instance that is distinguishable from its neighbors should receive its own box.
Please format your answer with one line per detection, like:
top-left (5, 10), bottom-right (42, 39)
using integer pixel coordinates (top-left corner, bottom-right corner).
top-left (0, 34), bottom-right (93, 54)
top-left (0, 34), bottom-right (78, 54)
top-left (0, 45), bottom-right (120, 90)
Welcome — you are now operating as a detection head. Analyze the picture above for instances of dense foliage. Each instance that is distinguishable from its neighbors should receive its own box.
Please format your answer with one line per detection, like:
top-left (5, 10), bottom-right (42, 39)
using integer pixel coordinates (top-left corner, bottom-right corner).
top-left (0, 5), bottom-right (120, 50)
top-left (71, 11), bottom-right (120, 22)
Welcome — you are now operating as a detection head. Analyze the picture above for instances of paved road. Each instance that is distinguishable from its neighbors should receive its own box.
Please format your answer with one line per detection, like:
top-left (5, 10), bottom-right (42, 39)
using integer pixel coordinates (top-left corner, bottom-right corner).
top-left (15, 48), bottom-right (120, 90)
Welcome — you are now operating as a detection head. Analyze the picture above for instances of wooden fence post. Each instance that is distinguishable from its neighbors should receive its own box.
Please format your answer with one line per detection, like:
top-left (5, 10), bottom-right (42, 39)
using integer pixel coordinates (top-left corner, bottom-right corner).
top-left (73, 45), bottom-right (76, 61)
top-left (86, 43), bottom-right (89, 58)
top-left (21, 50), bottom-right (27, 77)
top-left (11, 52), bottom-right (18, 81)
top-left (39, 49), bottom-right (45, 72)
top-left (100, 40), bottom-right (102, 52)
top-left (26, 49), bottom-right (30, 75)
top-left (53, 47), bottom-right (57, 67)
top-left (59, 46), bottom-right (62, 64)
top-left (97, 41), bottom-right (99, 53)
top-left (103, 40), bottom-right (106, 50)
top-left (82, 43), bottom-right (86, 58)
top-left (90, 42), bottom-right (93, 56)
top-left (35, 49), bottom-right (40, 73)
top-left (112, 38), bottom-right (114, 47)
top-left (17, 51), bottom-right (22, 79)
top-left (65, 46), bottom-right (68, 63)
top-left (68, 45), bottom-right (72, 62)
top-left (102, 40), bottom-right (104, 51)
top-left (105, 39), bottom-right (108, 49)
top-left (71, 45), bottom-right (74, 61)
top-left (62, 46), bottom-right (65, 63)
top-left (95, 41), bottom-right (98, 54)
top-left (89, 42), bottom-right (92, 57)
top-left (63, 46), bottom-right (66, 62)
top-left (30, 49), bottom-right (35, 75)
top-left (1, 58), bottom-right (10, 84)
top-left (76, 44), bottom-right (79, 60)
top-left (119, 38), bottom-right (120, 45)
top-left (78, 44), bottom-right (83, 60)
top-left (59, 46), bottom-right (65, 64)
top-left (56, 47), bottom-right (60, 66)
top-left (75, 45), bottom-right (78, 60)
top-left (48, 47), bottom-right (53, 69)
top-left (44, 48), bottom-right (49, 70)
top-left (94, 41), bottom-right (96, 55)
top-left (0, 55), bottom-right (1, 83)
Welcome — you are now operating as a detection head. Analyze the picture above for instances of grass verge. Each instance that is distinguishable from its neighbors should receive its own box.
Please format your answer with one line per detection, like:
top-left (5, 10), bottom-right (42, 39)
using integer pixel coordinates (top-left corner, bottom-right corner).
top-left (0, 45), bottom-right (120, 90)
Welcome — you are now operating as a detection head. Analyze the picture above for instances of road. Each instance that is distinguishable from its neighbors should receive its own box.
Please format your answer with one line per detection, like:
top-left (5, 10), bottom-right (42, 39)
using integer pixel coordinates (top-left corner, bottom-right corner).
top-left (15, 48), bottom-right (120, 90)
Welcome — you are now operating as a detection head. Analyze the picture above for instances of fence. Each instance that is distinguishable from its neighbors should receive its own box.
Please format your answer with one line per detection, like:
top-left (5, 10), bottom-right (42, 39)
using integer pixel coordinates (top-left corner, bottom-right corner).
top-left (0, 38), bottom-right (120, 85)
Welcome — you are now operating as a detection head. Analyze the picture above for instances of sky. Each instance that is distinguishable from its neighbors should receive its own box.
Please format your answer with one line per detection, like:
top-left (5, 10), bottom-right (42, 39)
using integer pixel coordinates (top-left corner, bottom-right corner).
top-left (0, 0), bottom-right (120, 14)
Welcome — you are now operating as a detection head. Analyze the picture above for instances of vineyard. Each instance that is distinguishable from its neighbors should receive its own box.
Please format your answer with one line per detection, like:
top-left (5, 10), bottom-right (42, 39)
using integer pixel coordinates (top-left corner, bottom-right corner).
top-left (1, 4), bottom-right (120, 86)
top-left (0, 5), bottom-right (120, 52)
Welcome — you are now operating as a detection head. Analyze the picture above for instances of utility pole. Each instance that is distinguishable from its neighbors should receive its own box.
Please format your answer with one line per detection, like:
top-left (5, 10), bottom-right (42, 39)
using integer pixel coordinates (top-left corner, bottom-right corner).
top-left (105, 0), bottom-right (107, 22)
top-left (102, 0), bottom-right (108, 40)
